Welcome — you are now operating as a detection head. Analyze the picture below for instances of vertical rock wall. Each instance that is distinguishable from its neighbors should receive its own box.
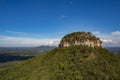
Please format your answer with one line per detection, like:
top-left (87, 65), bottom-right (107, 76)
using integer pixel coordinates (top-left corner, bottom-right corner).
top-left (59, 32), bottom-right (102, 48)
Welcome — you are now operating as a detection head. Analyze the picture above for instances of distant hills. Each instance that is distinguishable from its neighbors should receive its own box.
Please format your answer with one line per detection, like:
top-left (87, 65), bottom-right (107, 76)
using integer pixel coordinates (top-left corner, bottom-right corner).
top-left (0, 32), bottom-right (120, 80)
top-left (35, 45), bottom-right (56, 51)
top-left (106, 47), bottom-right (120, 56)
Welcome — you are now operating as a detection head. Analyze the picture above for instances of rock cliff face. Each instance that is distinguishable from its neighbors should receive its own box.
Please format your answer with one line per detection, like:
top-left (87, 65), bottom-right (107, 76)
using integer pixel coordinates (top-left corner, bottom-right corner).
top-left (59, 32), bottom-right (102, 47)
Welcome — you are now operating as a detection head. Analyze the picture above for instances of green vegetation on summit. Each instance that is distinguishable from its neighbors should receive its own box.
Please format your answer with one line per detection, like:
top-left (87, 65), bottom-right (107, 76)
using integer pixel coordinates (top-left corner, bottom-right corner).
top-left (0, 32), bottom-right (120, 80)
top-left (62, 32), bottom-right (100, 41)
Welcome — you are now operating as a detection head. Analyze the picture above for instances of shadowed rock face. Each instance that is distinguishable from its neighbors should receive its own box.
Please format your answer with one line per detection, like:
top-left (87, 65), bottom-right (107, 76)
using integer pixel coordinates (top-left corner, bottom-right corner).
top-left (59, 32), bottom-right (102, 48)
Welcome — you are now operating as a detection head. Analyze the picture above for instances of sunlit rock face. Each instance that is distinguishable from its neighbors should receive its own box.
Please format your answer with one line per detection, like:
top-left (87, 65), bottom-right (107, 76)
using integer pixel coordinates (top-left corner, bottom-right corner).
top-left (59, 32), bottom-right (102, 48)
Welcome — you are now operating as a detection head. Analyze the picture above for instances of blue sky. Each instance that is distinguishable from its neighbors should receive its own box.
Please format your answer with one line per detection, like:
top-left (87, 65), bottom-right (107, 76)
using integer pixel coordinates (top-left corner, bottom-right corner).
top-left (0, 0), bottom-right (120, 47)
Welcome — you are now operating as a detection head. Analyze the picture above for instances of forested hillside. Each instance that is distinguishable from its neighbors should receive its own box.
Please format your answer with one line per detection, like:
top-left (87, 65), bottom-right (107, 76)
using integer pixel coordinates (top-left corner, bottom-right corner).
top-left (0, 45), bottom-right (120, 80)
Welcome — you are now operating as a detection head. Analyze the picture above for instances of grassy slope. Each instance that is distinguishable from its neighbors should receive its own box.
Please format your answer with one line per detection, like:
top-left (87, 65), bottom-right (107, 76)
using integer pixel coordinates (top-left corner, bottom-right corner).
top-left (0, 45), bottom-right (120, 80)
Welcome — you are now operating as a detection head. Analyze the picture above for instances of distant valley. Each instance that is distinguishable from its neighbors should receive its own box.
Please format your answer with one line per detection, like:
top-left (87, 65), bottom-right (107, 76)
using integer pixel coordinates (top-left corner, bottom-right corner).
top-left (106, 47), bottom-right (120, 56)
top-left (0, 46), bottom-right (56, 68)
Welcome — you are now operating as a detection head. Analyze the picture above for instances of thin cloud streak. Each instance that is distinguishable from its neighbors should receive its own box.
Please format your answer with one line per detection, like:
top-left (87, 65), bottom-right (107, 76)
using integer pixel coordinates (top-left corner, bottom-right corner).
top-left (5, 30), bottom-right (27, 35)
top-left (5, 30), bottom-right (41, 37)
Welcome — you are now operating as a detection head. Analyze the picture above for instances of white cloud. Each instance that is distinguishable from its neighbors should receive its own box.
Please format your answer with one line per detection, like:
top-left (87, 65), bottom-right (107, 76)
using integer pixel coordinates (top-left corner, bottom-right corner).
top-left (98, 31), bottom-right (120, 46)
top-left (101, 38), bottom-right (112, 43)
top-left (0, 35), bottom-right (60, 47)
top-left (111, 31), bottom-right (120, 36)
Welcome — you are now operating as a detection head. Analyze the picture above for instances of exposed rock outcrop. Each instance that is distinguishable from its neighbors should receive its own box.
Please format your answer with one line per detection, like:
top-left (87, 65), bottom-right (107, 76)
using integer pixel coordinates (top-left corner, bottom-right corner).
top-left (59, 32), bottom-right (102, 47)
